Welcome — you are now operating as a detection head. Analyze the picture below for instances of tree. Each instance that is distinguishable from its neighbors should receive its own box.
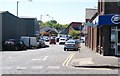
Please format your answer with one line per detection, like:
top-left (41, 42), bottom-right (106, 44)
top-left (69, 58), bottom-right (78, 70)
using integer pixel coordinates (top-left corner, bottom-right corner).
top-left (39, 20), bottom-right (68, 30)
top-left (68, 30), bottom-right (80, 39)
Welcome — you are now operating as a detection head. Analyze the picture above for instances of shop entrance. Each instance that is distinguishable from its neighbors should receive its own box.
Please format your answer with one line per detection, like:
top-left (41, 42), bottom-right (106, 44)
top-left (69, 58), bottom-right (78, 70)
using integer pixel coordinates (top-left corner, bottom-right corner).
top-left (111, 26), bottom-right (120, 56)
top-left (116, 27), bottom-right (120, 56)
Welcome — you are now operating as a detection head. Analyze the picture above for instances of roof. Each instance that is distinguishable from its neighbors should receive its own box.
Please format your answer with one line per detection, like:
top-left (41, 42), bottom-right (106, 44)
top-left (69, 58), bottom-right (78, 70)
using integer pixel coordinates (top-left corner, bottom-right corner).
top-left (69, 22), bottom-right (82, 26)
top-left (19, 16), bottom-right (36, 19)
top-left (86, 8), bottom-right (98, 19)
top-left (0, 11), bottom-right (8, 13)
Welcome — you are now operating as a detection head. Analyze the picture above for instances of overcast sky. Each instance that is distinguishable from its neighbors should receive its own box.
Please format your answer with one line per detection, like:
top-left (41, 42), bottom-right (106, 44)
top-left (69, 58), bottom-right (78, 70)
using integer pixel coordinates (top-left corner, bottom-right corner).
top-left (0, 0), bottom-right (98, 24)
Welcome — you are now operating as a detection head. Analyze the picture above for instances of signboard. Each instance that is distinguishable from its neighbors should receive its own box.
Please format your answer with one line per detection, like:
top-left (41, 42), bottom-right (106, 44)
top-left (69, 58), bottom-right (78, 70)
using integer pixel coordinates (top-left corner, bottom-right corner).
top-left (111, 14), bottom-right (120, 24)
top-left (99, 14), bottom-right (120, 25)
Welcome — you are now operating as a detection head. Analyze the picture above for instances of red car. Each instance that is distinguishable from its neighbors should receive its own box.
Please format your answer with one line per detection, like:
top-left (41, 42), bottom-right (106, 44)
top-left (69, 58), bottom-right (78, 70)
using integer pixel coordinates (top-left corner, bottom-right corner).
top-left (49, 38), bottom-right (56, 44)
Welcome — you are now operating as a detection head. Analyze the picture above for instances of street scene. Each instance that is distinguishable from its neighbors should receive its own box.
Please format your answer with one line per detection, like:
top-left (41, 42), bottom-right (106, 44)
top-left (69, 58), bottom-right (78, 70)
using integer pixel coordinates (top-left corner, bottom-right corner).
top-left (0, 0), bottom-right (120, 76)
top-left (1, 42), bottom-right (119, 74)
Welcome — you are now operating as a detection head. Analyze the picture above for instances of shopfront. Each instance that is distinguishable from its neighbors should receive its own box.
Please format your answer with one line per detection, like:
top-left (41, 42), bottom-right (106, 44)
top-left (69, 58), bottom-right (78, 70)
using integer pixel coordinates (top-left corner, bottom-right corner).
top-left (98, 14), bottom-right (120, 56)
top-left (111, 26), bottom-right (120, 56)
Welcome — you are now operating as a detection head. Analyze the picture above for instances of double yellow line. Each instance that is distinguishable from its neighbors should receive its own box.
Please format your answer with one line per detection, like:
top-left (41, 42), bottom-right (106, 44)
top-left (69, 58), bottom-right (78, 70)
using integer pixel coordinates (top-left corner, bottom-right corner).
top-left (62, 52), bottom-right (76, 67)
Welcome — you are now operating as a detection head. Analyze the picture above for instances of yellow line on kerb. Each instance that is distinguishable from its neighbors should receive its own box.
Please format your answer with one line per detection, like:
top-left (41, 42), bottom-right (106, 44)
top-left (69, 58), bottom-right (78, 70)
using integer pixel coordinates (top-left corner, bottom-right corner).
top-left (62, 52), bottom-right (76, 66)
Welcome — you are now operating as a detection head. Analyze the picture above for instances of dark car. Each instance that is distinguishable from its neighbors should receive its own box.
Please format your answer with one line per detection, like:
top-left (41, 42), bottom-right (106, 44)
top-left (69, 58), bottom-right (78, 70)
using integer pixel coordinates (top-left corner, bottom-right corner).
top-left (38, 39), bottom-right (46, 48)
top-left (49, 37), bottom-right (56, 44)
top-left (4, 39), bottom-right (26, 51)
top-left (64, 39), bottom-right (80, 51)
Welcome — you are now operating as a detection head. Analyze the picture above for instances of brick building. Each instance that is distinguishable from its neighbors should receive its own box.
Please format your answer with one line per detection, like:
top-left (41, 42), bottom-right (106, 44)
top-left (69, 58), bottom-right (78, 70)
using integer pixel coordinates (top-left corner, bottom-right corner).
top-left (86, 0), bottom-right (120, 56)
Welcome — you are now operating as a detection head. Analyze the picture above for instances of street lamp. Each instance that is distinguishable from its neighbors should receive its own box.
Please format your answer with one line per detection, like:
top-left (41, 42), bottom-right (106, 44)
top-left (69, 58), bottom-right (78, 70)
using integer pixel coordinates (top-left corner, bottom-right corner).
top-left (40, 14), bottom-right (50, 21)
top-left (17, 1), bottom-right (20, 16)
top-left (17, 0), bottom-right (32, 17)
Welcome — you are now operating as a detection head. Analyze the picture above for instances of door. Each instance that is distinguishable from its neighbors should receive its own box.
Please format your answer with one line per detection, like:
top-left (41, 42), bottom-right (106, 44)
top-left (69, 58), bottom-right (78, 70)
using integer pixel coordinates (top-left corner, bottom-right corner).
top-left (116, 30), bottom-right (120, 55)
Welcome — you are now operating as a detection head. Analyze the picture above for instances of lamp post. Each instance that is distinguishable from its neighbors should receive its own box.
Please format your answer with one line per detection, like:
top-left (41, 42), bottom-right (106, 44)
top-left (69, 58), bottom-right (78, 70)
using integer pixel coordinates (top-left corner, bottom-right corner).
top-left (17, 1), bottom-right (20, 16)
top-left (17, 0), bottom-right (32, 17)
top-left (40, 14), bottom-right (50, 21)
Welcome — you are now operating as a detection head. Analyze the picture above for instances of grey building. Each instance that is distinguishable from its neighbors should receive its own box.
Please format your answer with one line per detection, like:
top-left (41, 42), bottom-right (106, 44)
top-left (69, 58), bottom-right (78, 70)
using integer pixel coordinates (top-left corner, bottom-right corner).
top-left (0, 11), bottom-right (39, 50)
top-left (20, 17), bottom-right (39, 37)
top-left (1, 11), bottom-right (26, 42)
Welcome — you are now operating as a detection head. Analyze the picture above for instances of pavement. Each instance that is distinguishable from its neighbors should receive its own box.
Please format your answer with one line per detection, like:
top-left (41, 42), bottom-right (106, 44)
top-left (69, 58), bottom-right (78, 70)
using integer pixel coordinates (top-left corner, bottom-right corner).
top-left (70, 43), bottom-right (120, 69)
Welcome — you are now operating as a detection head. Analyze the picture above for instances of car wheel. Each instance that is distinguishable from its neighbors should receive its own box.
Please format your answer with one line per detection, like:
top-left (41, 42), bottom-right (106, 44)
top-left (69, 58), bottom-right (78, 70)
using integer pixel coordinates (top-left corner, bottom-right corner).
top-left (64, 48), bottom-right (66, 51)
top-left (76, 48), bottom-right (78, 51)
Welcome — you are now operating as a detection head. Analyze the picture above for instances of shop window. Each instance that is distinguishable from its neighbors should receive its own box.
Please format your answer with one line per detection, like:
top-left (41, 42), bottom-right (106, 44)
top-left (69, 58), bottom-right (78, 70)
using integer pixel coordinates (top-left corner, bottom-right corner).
top-left (118, 31), bottom-right (120, 43)
top-left (111, 30), bottom-right (116, 50)
top-left (117, 26), bottom-right (120, 29)
top-left (111, 31), bottom-right (116, 42)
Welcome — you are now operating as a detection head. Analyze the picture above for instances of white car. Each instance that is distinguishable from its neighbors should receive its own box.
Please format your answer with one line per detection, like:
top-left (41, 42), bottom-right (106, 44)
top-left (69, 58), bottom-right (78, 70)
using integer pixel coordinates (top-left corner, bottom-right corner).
top-left (59, 37), bottom-right (67, 44)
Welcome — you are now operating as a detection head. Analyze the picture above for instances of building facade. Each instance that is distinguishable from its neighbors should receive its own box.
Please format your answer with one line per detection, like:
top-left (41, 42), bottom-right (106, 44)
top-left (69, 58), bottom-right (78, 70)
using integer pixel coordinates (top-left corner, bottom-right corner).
top-left (0, 11), bottom-right (39, 50)
top-left (86, 0), bottom-right (120, 56)
top-left (20, 17), bottom-right (39, 37)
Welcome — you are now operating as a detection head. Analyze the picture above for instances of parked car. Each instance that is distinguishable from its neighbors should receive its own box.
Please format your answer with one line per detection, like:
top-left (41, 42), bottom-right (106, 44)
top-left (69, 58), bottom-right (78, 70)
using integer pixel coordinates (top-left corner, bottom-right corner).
top-left (38, 39), bottom-right (46, 48)
top-left (42, 36), bottom-right (50, 42)
top-left (49, 37), bottom-right (56, 44)
top-left (64, 39), bottom-right (80, 51)
top-left (4, 39), bottom-right (26, 50)
top-left (59, 37), bottom-right (67, 44)
top-left (80, 37), bottom-right (85, 43)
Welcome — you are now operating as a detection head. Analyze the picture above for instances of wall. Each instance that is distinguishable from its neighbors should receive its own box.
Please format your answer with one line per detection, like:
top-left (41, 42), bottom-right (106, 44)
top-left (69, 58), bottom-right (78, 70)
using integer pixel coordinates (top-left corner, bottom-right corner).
top-left (104, 2), bottom-right (120, 14)
top-left (2, 12), bottom-right (19, 42)
top-left (0, 13), bottom-right (2, 51)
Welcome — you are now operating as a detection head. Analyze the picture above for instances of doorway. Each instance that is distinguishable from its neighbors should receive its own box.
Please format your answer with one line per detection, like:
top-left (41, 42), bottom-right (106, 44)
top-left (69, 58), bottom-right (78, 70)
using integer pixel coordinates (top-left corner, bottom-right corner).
top-left (111, 26), bottom-right (120, 56)
top-left (116, 27), bottom-right (120, 56)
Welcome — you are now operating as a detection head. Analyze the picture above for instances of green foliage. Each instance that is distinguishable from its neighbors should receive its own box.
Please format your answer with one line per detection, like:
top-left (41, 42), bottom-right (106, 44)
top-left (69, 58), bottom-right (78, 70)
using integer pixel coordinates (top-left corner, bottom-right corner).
top-left (39, 20), bottom-right (68, 29)
top-left (68, 30), bottom-right (80, 39)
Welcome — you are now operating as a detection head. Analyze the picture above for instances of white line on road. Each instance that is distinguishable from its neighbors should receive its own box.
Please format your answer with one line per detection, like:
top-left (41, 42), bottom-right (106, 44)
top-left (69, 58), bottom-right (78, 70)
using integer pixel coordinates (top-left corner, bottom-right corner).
top-left (31, 66), bottom-right (43, 69)
top-left (2, 67), bottom-right (11, 69)
top-left (43, 56), bottom-right (48, 61)
top-left (16, 66), bottom-right (26, 70)
top-left (62, 53), bottom-right (76, 66)
top-left (47, 66), bottom-right (60, 69)
top-left (32, 56), bottom-right (48, 61)
top-left (8, 56), bottom-right (13, 59)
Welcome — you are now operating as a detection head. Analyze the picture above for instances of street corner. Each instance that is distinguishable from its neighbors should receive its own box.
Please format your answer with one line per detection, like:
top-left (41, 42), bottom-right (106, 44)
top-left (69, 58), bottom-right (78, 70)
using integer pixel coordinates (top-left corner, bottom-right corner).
top-left (70, 57), bottom-right (120, 70)
top-left (70, 57), bottom-right (94, 67)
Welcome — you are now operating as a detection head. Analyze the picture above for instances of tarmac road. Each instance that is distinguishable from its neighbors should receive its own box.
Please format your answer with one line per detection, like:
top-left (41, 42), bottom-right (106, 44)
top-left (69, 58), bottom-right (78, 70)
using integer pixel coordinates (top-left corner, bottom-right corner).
top-left (1, 42), bottom-right (118, 75)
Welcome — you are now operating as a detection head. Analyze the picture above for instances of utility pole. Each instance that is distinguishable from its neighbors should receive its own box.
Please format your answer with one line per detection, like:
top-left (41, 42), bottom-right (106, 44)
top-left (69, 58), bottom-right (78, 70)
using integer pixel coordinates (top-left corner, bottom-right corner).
top-left (17, 1), bottom-right (20, 16)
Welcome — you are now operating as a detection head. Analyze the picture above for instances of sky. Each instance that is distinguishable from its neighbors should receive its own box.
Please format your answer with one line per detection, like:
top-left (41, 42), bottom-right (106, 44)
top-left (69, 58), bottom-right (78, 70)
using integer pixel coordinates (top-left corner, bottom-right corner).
top-left (0, 0), bottom-right (98, 24)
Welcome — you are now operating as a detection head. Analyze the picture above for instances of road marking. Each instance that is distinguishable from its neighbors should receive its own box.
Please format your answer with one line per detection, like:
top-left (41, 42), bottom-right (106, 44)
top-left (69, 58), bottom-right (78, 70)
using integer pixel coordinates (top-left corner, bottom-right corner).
top-left (43, 56), bottom-right (48, 60)
top-left (47, 66), bottom-right (60, 69)
top-left (2, 67), bottom-right (11, 69)
top-left (16, 66), bottom-right (26, 70)
top-left (62, 53), bottom-right (76, 66)
top-left (32, 56), bottom-right (48, 61)
top-left (31, 66), bottom-right (43, 69)
top-left (8, 56), bottom-right (13, 59)
top-left (66, 53), bottom-right (76, 66)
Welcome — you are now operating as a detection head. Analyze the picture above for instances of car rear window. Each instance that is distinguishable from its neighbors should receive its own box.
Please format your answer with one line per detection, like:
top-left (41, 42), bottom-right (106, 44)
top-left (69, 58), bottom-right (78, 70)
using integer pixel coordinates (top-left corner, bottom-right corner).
top-left (60, 39), bottom-right (65, 40)
top-left (67, 41), bottom-right (75, 43)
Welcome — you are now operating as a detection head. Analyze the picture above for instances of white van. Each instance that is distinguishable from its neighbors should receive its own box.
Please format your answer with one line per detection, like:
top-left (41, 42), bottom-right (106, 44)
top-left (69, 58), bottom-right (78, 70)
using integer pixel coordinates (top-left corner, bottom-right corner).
top-left (20, 36), bottom-right (39, 48)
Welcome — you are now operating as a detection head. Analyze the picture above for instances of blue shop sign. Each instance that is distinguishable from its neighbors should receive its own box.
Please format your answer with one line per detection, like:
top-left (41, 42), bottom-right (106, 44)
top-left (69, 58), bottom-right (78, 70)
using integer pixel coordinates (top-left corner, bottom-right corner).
top-left (99, 14), bottom-right (120, 25)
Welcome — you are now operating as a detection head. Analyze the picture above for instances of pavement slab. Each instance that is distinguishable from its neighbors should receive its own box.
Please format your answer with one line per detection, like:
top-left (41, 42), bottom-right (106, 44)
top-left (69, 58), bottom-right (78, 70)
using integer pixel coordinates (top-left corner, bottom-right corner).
top-left (70, 43), bottom-right (120, 69)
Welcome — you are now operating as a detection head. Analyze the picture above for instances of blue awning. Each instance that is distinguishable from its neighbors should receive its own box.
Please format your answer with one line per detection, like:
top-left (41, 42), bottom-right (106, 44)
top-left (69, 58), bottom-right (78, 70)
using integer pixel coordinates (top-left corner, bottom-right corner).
top-left (98, 14), bottom-right (120, 25)
top-left (86, 14), bottom-right (120, 27)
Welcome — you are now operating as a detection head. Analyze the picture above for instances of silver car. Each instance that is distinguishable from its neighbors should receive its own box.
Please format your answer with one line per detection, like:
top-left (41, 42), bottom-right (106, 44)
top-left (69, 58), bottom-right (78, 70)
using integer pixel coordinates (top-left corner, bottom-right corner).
top-left (64, 39), bottom-right (80, 51)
